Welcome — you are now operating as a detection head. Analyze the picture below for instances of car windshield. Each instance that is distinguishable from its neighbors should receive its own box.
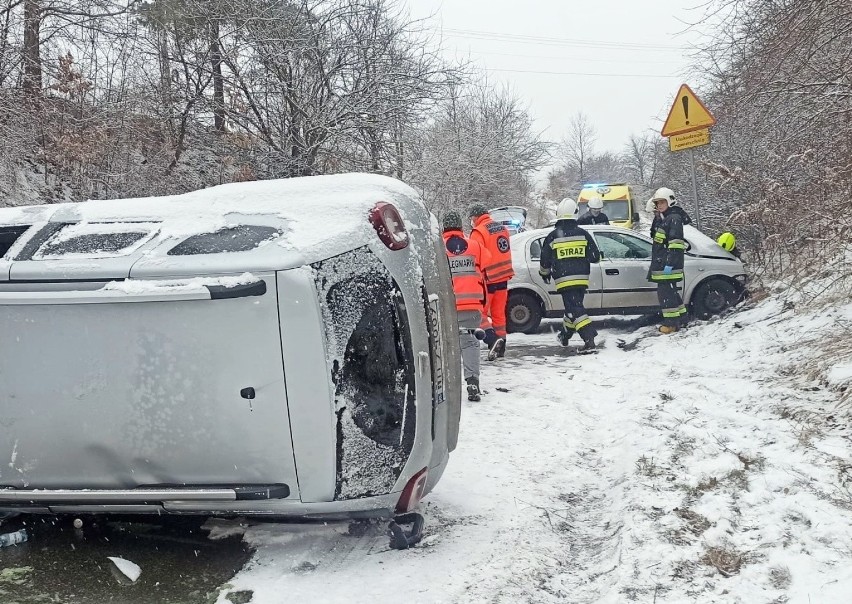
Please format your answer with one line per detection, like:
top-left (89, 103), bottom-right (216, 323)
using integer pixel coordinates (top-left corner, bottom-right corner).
top-left (600, 201), bottom-right (630, 220)
top-left (579, 201), bottom-right (630, 220)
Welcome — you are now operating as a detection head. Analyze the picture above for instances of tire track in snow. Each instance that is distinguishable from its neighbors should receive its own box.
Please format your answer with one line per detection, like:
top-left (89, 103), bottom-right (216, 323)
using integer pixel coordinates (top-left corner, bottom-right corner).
top-left (458, 339), bottom-right (642, 603)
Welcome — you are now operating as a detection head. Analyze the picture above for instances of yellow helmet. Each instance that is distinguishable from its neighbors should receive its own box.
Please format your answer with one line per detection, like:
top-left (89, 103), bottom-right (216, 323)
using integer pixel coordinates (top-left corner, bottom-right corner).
top-left (717, 232), bottom-right (736, 252)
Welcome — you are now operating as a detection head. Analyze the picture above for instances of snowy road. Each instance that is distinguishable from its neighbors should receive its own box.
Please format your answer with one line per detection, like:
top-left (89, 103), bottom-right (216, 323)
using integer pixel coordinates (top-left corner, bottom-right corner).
top-left (3, 298), bottom-right (850, 603)
top-left (218, 298), bottom-right (852, 604)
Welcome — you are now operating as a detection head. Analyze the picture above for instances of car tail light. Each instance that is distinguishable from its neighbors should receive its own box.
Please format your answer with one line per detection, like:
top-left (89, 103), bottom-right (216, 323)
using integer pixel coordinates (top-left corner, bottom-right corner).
top-left (395, 467), bottom-right (428, 513)
top-left (369, 202), bottom-right (409, 250)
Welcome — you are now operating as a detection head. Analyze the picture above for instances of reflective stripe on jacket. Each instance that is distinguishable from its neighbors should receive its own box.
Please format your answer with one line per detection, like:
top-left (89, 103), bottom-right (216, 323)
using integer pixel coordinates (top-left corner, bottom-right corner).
top-left (470, 214), bottom-right (514, 284)
top-left (649, 207), bottom-right (687, 283)
top-left (538, 220), bottom-right (600, 290)
top-left (443, 230), bottom-right (488, 312)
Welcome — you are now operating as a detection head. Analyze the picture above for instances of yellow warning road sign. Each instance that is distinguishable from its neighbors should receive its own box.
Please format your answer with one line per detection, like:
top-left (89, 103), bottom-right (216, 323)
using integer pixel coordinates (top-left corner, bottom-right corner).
top-left (669, 128), bottom-right (710, 152)
top-left (661, 84), bottom-right (716, 137)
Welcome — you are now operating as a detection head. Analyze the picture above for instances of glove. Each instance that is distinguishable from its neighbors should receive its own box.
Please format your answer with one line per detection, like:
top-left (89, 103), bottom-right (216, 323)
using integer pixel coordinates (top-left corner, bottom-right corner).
top-left (540, 270), bottom-right (551, 284)
top-left (663, 265), bottom-right (673, 275)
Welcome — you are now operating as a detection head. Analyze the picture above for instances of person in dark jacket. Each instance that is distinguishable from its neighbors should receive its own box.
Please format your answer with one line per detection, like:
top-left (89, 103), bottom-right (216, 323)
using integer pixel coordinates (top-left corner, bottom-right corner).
top-left (538, 198), bottom-right (601, 350)
top-left (648, 187), bottom-right (691, 333)
top-left (577, 196), bottom-right (610, 225)
top-left (647, 192), bottom-right (691, 236)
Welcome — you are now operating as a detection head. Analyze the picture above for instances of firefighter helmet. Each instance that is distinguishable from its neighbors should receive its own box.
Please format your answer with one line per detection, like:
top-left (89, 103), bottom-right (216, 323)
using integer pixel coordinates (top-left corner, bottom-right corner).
top-left (588, 197), bottom-right (604, 210)
top-left (556, 198), bottom-right (579, 220)
top-left (653, 187), bottom-right (677, 205)
top-left (717, 232), bottom-right (737, 252)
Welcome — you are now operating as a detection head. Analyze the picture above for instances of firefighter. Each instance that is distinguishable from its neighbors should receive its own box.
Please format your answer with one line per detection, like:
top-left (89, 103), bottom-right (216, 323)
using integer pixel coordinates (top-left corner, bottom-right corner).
top-left (577, 196), bottom-right (610, 225)
top-left (649, 187), bottom-right (690, 333)
top-left (468, 204), bottom-right (514, 360)
top-left (443, 211), bottom-right (489, 401)
top-left (538, 198), bottom-right (601, 350)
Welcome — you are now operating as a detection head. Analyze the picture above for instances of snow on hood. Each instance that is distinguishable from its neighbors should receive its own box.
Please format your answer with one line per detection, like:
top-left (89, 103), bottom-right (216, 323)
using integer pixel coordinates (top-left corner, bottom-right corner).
top-left (683, 225), bottom-right (736, 259)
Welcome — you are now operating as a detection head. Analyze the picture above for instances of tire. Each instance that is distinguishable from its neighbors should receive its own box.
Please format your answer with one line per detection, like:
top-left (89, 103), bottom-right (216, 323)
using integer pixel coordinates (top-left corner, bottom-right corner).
top-left (507, 291), bottom-right (543, 334)
top-left (691, 278), bottom-right (738, 320)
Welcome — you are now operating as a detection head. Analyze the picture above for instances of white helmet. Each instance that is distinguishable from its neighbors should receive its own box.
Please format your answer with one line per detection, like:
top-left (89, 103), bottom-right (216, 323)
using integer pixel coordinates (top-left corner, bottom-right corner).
top-left (652, 187), bottom-right (677, 205)
top-left (588, 196), bottom-right (604, 210)
top-left (556, 198), bottom-right (579, 220)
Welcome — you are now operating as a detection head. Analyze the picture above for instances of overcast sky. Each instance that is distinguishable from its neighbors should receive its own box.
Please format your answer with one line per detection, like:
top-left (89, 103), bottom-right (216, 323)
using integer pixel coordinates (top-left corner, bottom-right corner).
top-left (404, 0), bottom-right (708, 155)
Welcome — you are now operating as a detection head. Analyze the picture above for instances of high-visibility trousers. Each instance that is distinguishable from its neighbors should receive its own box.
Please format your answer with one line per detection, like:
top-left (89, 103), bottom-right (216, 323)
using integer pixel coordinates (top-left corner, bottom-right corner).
top-left (657, 281), bottom-right (686, 327)
top-left (480, 285), bottom-right (509, 338)
top-left (560, 286), bottom-right (596, 342)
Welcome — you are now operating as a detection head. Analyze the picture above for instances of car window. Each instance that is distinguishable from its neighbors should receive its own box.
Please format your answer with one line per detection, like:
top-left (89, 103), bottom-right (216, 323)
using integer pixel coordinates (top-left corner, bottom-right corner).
top-left (167, 225), bottom-right (280, 256)
top-left (0, 226), bottom-right (31, 258)
top-left (530, 238), bottom-right (543, 261)
top-left (31, 222), bottom-right (159, 260)
top-left (594, 231), bottom-right (651, 259)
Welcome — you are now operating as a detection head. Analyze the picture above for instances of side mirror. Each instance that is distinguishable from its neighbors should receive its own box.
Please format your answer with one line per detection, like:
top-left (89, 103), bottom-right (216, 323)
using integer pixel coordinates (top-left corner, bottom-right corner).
top-left (632, 212), bottom-right (640, 222)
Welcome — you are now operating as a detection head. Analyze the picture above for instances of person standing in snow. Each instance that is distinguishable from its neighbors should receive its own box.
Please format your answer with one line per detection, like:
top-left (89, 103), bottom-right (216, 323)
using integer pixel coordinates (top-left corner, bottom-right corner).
top-left (648, 187), bottom-right (691, 334)
top-left (538, 198), bottom-right (601, 350)
top-left (468, 204), bottom-right (514, 360)
top-left (443, 211), bottom-right (489, 401)
top-left (577, 196), bottom-right (610, 225)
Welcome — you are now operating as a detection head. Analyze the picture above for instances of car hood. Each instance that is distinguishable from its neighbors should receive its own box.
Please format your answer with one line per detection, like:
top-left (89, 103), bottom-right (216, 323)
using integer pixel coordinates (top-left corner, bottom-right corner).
top-left (684, 225), bottom-right (738, 261)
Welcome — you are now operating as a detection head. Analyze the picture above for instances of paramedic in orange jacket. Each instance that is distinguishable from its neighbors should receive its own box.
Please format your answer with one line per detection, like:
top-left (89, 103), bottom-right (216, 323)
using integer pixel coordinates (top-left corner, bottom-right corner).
top-left (443, 211), bottom-right (489, 401)
top-left (468, 204), bottom-right (514, 360)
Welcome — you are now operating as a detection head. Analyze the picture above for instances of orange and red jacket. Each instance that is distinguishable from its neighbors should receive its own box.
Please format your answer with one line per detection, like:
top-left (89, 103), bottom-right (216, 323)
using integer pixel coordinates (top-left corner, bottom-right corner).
top-left (443, 229), bottom-right (488, 313)
top-left (470, 214), bottom-right (514, 285)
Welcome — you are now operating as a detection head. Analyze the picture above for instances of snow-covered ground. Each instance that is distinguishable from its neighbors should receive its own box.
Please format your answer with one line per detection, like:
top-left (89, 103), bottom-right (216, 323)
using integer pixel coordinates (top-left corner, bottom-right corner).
top-left (214, 291), bottom-right (852, 604)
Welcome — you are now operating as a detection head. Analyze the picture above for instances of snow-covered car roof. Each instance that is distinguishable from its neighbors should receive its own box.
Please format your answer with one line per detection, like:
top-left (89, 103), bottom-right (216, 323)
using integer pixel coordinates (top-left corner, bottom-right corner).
top-left (512, 224), bottom-right (736, 260)
top-left (0, 202), bottom-right (73, 225)
top-left (0, 174), bottom-right (425, 270)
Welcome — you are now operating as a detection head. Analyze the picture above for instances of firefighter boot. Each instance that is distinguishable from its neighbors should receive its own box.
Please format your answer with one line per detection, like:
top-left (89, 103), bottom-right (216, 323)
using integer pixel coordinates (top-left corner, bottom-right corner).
top-left (466, 377), bottom-right (481, 402)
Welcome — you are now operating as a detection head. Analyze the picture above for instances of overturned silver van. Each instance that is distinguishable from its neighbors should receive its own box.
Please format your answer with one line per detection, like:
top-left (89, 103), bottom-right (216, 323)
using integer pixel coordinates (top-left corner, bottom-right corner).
top-left (0, 174), bottom-right (461, 519)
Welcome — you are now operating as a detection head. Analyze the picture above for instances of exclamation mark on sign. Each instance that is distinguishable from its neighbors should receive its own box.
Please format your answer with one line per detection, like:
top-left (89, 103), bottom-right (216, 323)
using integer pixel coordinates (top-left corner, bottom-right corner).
top-left (682, 95), bottom-right (690, 125)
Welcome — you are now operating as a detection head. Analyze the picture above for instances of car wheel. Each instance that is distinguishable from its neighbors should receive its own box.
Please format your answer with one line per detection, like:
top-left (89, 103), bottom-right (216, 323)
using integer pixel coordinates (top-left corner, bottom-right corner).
top-left (507, 291), bottom-right (543, 334)
top-left (691, 278), bottom-right (738, 319)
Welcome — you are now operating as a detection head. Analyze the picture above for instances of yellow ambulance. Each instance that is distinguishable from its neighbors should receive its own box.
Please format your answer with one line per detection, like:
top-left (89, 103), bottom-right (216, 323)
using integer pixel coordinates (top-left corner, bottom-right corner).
top-left (577, 183), bottom-right (640, 229)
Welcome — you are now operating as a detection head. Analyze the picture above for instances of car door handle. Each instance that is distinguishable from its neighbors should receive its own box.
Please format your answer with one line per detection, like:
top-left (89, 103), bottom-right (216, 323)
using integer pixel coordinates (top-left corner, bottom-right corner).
top-left (605, 269), bottom-right (620, 275)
